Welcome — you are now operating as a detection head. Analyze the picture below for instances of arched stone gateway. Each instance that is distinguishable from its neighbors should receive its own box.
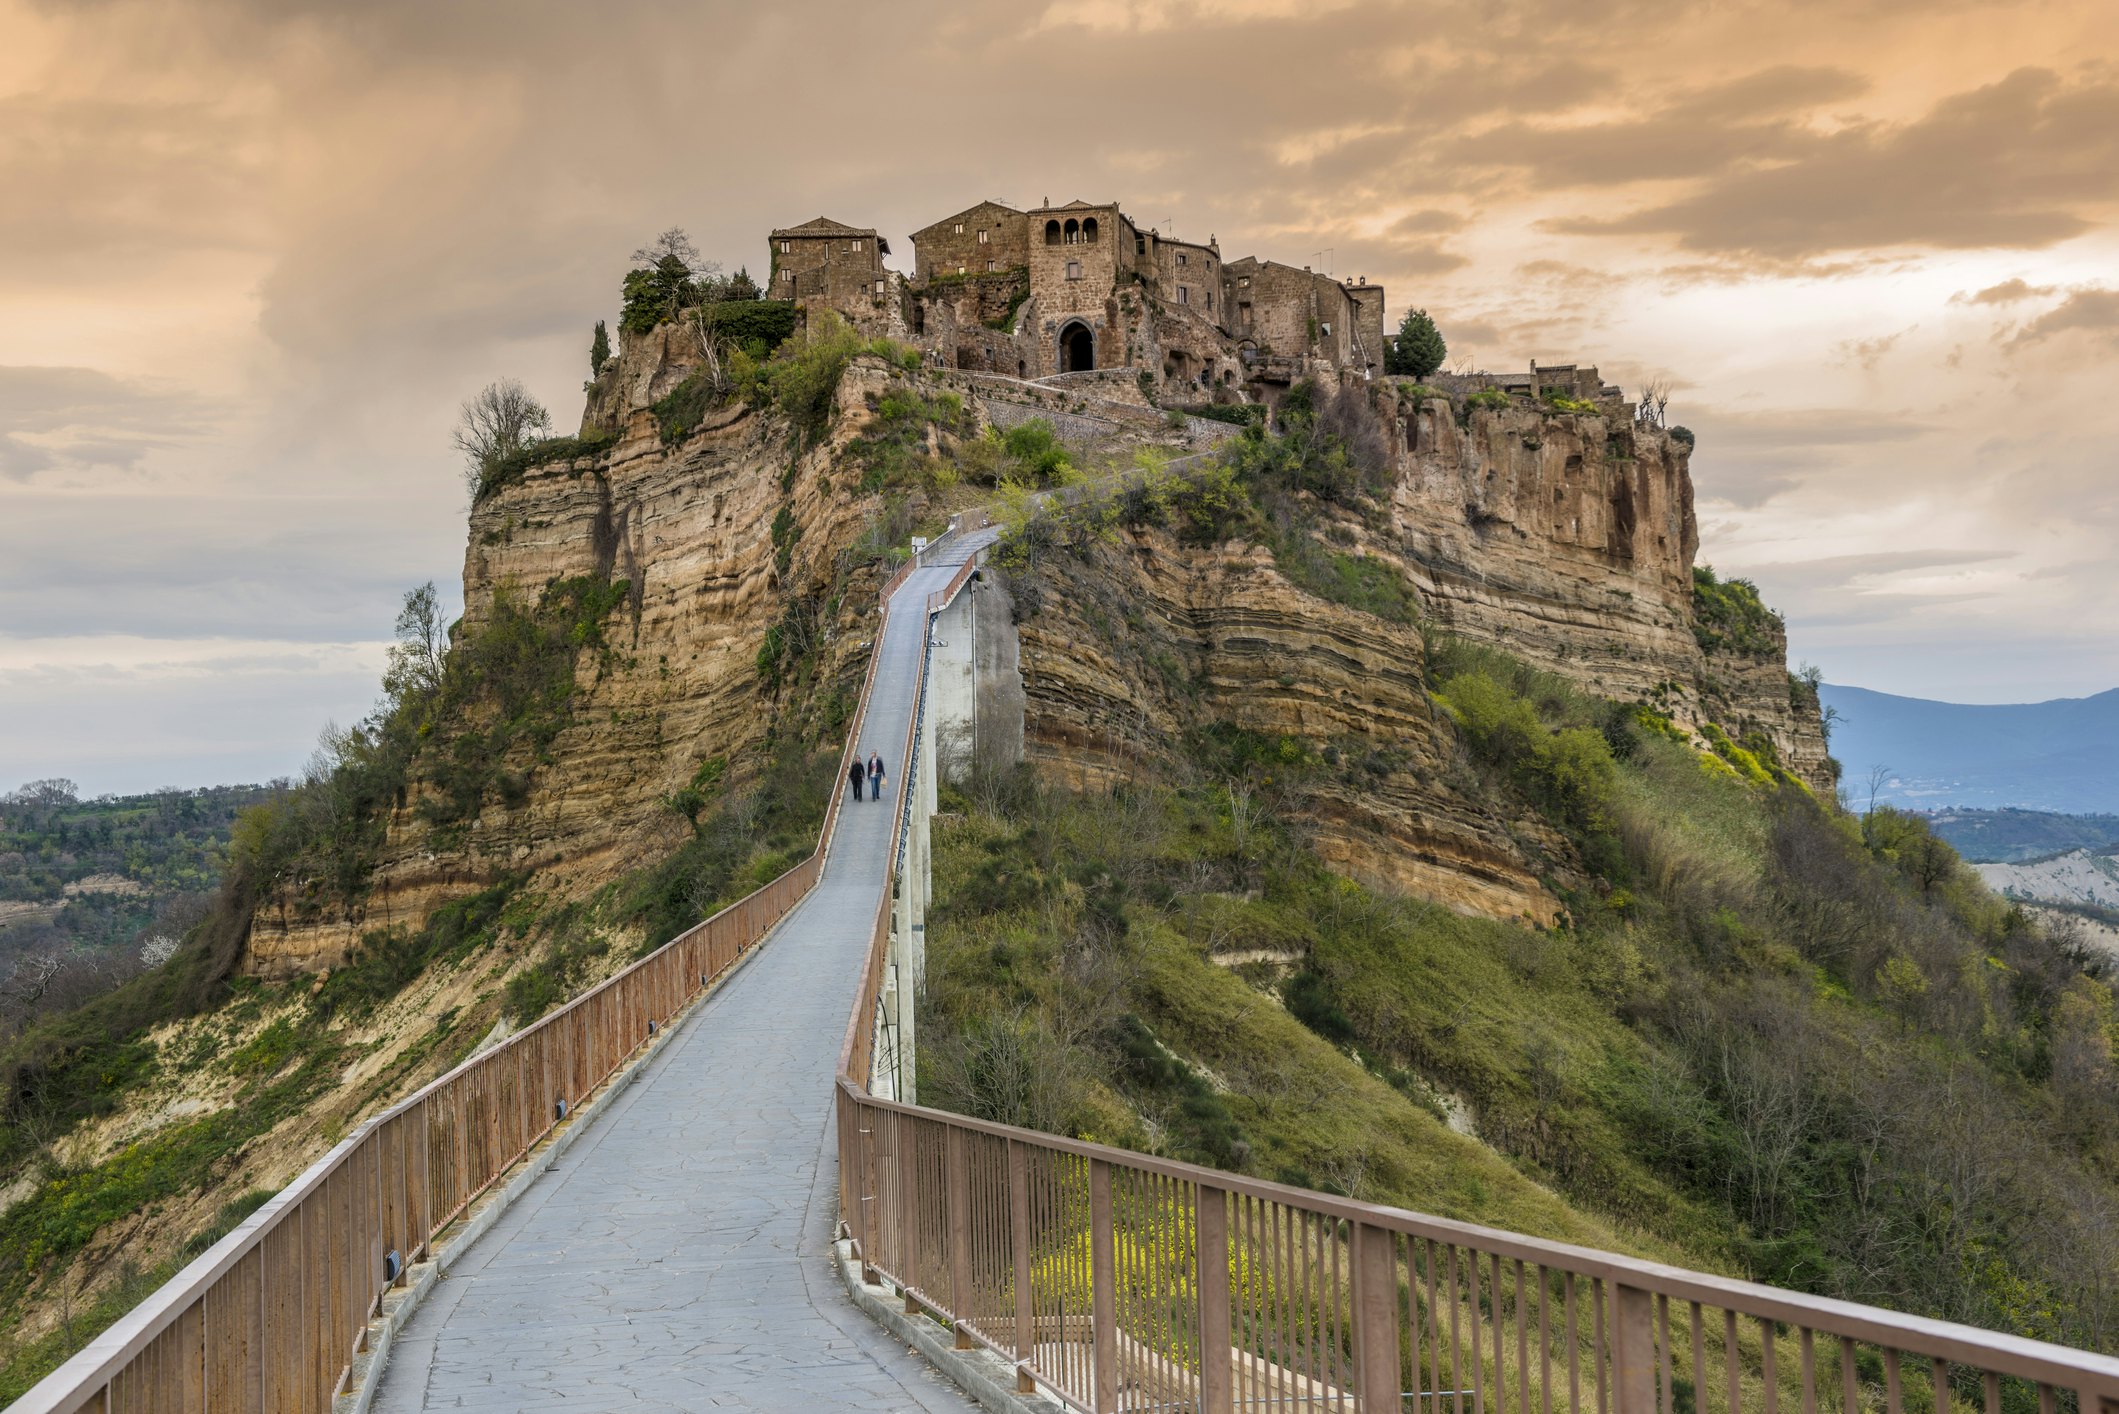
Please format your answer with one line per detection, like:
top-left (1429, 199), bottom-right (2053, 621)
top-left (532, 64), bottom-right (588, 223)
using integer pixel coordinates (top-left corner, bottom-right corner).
top-left (1059, 321), bottom-right (1095, 373)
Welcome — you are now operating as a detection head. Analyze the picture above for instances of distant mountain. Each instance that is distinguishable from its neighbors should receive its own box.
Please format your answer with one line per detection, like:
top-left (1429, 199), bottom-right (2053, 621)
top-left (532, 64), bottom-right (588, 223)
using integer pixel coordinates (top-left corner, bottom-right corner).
top-left (1820, 683), bottom-right (2119, 815)
top-left (1924, 807), bottom-right (2119, 863)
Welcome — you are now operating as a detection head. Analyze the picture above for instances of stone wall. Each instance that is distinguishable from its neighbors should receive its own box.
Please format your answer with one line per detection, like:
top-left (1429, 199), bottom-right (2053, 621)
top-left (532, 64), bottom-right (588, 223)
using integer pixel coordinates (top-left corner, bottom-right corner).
top-left (771, 227), bottom-right (892, 334)
top-left (1025, 205), bottom-right (1129, 375)
top-left (1153, 237), bottom-right (1226, 324)
top-left (911, 202), bottom-right (1030, 280)
top-left (1226, 259), bottom-right (1358, 372)
top-left (1347, 282), bottom-right (1387, 374)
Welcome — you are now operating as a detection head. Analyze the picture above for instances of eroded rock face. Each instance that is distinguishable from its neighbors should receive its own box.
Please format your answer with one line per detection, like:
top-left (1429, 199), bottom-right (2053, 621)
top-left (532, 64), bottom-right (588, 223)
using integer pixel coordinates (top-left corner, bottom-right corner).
top-left (1013, 533), bottom-right (1564, 924)
top-left (244, 346), bottom-right (903, 977)
top-left (1378, 395), bottom-right (1831, 794)
top-left (246, 359), bottom-right (1831, 971)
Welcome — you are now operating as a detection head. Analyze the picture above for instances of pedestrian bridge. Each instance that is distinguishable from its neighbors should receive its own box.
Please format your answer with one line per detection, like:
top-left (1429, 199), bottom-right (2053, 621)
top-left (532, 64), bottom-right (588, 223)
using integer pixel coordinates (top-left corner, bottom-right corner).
top-left (18, 520), bottom-right (2119, 1414)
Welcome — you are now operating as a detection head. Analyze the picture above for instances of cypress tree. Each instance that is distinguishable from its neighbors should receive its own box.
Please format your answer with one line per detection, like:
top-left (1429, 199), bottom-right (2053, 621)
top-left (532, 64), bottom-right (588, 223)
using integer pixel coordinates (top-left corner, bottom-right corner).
top-left (589, 320), bottom-right (611, 377)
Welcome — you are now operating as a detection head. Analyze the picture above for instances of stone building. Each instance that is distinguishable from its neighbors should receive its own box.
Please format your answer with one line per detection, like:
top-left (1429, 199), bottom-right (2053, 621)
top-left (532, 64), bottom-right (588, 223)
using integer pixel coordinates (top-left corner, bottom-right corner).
top-left (909, 201), bottom-right (1030, 279)
top-left (1222, 258), bottom-right (1379, 381)
top-left (769, 216), bottom-right (896, 335)
top-left (771, 195), bottom-right (1393, 395)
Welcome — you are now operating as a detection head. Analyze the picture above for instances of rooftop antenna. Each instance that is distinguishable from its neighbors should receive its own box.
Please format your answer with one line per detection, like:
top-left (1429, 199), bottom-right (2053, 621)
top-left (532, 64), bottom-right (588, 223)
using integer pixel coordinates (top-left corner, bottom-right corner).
top-left (1313, 248), bottom-right (1335, 278)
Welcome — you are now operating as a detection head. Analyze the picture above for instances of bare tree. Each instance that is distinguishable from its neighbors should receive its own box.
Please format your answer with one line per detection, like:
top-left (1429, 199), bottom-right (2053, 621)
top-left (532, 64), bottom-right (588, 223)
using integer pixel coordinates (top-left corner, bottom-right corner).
top-left (452, 379), bottom-right (552, 500)
top-left (1865, 763), bottom-right (1892, 816)
top-left (631, 227), bottom-right (704, 274)
top-left (1637, 378), bottom-right (1672, 428)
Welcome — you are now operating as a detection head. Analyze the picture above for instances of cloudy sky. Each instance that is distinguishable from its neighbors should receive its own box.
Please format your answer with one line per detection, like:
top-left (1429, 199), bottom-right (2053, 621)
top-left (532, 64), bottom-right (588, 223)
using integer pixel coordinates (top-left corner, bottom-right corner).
top-left (2, 0), bottom-right (2115, 795)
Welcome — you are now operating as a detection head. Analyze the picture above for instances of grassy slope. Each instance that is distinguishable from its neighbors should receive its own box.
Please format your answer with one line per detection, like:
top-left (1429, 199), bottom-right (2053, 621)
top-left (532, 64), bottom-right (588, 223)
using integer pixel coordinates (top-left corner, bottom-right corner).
top-left (919, 450), bottom-right (2119, 1359)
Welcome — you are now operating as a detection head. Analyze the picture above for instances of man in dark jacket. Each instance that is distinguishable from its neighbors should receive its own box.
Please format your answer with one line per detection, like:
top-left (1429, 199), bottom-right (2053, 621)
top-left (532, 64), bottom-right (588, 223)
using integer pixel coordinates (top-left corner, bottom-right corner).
top-left (847, 757), bottom-right (865, 801)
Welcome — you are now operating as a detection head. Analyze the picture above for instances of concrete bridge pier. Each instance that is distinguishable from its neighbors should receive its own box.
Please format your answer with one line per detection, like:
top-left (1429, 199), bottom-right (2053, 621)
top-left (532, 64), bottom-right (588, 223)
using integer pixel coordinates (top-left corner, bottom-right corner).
top-left (874, 548), bottom-right (1022, 1104)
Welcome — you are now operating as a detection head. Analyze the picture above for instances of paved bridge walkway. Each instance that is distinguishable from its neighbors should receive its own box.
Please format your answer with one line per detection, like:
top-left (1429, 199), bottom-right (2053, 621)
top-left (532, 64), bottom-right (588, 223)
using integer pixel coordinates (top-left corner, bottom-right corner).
top-left (372, 537), bottom-right (996, 1413)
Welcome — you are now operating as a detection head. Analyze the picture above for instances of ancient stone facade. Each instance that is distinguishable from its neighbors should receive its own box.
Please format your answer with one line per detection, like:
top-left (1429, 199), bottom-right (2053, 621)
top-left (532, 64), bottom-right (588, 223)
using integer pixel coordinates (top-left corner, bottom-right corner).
top-left (910, 200), bottom-right (1030, 280)
top-left (775, 196), bottom-right (1390, 396)
top-left (769, 216), bottom-right (899, 336)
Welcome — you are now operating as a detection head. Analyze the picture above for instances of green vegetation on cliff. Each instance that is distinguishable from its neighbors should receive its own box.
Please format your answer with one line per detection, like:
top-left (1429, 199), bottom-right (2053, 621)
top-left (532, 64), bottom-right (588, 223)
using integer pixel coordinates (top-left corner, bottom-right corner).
top-left (933, 489), bottom-right (2119, 1353)
top-left (1693, 564), bottom-right (1784, 656)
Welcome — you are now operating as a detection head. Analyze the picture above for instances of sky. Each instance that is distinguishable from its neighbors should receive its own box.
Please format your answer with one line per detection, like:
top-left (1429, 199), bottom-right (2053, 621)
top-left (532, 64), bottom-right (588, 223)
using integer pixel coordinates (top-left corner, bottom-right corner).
top-left (1, 0), bottom-right (2115, 796)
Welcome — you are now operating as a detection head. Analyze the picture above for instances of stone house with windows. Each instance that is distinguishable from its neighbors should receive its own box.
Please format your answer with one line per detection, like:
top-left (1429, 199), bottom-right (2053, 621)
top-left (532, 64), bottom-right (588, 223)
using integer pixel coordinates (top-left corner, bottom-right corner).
top-left (769, 196), bottom-right (1392, 394)
top-left (909, 201), bottom-right (1030, 280)
top-left (769, 217), bottom-right (900, 337)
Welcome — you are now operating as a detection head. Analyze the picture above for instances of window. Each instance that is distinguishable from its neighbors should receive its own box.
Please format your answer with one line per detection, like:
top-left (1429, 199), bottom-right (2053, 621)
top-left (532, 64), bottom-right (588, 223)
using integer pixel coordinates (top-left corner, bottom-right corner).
top-left (957, 265), bottom-right (967, 275)
top-left (1066, 261), bottom-right (1082, 280)
top-left (874, 279), bottom-right (885, 293)
top-left (954, 222), bottom-right (964, 234)
top-left (1320, 322), bottom-right (1333, 336)
top-left (851, 239), bottom-right (862, 251)
top-left (1178, 286), bottom-right (1189, 304)
top-left (779, 241), bottom-right (791, 254)
top-left (1045, 220), bottom-right (1062, 246)
top-left (1206, 291), bottom-right (1214, 311)
top-left (977, 229), bottom-right (989, 244)
top-left (1082, 217), bottom-right (1099, 244)
top-left (1135, 236), bottom-right (1147, 255)
top-left (1238, 276), bottom-right (1250, 287)
top-left (1176, 252), bottom-right (1187, 267)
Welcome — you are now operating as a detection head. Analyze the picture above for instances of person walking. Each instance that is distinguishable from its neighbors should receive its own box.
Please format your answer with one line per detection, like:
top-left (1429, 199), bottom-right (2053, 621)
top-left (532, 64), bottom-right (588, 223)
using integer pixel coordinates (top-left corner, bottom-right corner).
top-left (847, 756), bottom-right (865, 802)
top-left (867, 751), bottom-right (886, 800)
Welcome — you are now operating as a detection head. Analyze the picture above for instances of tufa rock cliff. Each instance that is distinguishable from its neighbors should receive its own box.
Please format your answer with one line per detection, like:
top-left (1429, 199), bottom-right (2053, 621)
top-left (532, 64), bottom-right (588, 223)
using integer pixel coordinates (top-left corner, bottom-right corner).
top-left (246, 351), bottom-right (1830, 972)
top-left (245, 330), bottom-right (906, 976)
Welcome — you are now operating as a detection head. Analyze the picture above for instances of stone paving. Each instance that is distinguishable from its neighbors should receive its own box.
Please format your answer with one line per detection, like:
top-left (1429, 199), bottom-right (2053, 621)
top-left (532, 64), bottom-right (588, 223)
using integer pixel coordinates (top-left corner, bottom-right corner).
top-left (372, 540), bottom-right (995, 1413)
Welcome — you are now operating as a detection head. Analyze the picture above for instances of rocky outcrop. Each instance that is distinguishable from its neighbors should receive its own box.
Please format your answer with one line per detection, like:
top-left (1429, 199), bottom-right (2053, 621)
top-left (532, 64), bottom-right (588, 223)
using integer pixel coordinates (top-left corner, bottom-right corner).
top-left (1376, 392), bottom-right (1831, 794)
top-left (246, 355), bottom-right (1832, 971)
top-left (245, 342), bottom-right (908, 977)
top-left (1012, 533), bottom-right (1563, 923)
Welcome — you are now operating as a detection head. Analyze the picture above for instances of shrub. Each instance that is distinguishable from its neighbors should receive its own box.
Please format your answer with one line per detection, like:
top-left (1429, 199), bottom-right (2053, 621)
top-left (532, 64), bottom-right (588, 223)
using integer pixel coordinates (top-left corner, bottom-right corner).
top-left (1692, 565), bottom-right (1783, 656)
top-left (1274, 533), bottom-right (1419, 623)
top-left (477, 430), bottom-right (614, 501)
top-left (1000, 419), bottom-right (1071, 481)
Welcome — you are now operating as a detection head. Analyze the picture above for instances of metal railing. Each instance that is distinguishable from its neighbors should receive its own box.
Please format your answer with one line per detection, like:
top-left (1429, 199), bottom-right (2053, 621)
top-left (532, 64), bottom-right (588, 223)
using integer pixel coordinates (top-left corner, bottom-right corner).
top-left (834, 559), bottom-right (2119, 1414)
top-left (11, 549), bottom-right (925, 1414)
top-left (25, 506), bottom-right (2119, 1414)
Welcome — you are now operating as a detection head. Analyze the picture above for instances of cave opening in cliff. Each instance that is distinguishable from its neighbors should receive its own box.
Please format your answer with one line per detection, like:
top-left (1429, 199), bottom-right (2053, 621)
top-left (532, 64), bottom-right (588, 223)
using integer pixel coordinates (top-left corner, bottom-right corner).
top-left (1059, 321), bottom-right (1095, 373)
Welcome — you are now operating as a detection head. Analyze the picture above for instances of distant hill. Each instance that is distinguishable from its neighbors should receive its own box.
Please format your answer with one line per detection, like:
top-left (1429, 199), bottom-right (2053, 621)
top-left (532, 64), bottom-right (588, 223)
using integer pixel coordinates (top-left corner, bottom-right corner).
top-left (1820, 683), bottom-right (2119, 814)
top-left (1924, 807), bottom-right (2119, 863)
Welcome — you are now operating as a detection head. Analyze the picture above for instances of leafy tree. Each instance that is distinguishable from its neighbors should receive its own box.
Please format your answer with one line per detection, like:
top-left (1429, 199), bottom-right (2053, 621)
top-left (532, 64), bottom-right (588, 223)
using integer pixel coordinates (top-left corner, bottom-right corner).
top-left (451, 379), bottom-right (551, 500)
top-left (725, 266), bottom-right (761, 301)
top-left (620, 227), bottom-right (721, 336)
top-left (589, 319), bottom-right (610, 377)
top-left (1388, 307), bottom-right (1447, 378)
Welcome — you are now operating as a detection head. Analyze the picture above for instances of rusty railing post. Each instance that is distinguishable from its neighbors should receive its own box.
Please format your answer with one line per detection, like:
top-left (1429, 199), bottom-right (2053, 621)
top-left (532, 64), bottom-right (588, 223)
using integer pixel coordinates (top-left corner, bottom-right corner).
top-left (1196, 1182), bottom-right (1232, 1414)
top-left (1091, 1158), bottom-right (1118, 1414)
top-left (1612, 1284), bottom-right (1657, 1414)
top-left (1009, 1140), bottom-right (1036, 1394)
top-left (947, 1125), bottom-right (974, 1349)
top-left (1355, 1222), bottom-right (1402, 1414)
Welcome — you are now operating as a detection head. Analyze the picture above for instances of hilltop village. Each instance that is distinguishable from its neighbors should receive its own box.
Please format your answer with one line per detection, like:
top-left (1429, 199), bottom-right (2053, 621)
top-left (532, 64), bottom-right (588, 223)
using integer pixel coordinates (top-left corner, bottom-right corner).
top-left (768, 197), bottom-right (1398, 395)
